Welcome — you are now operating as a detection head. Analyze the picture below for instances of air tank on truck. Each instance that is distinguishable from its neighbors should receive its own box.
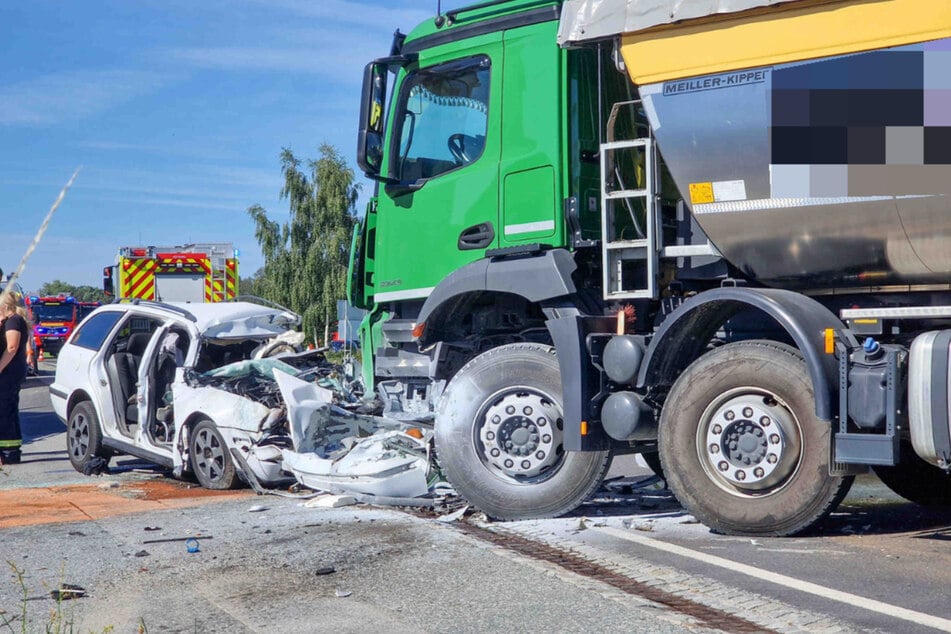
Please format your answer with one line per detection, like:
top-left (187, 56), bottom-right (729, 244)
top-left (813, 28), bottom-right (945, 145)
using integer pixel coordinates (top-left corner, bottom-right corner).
top-left (347, 0), bottom-right (951, 536)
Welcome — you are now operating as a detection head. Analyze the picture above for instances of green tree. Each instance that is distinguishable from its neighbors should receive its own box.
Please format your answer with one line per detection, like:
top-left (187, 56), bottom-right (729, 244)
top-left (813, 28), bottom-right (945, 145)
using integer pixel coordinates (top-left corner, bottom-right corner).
top-left (36, 280), bottom-right (108, 303)
top-left (248, 144), bottom-right (359, 345)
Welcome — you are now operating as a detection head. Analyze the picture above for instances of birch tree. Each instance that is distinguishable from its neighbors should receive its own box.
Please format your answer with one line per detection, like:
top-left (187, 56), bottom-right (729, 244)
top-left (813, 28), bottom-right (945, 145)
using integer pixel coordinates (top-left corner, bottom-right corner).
top-left (248, 144), bottom-right (359, 344)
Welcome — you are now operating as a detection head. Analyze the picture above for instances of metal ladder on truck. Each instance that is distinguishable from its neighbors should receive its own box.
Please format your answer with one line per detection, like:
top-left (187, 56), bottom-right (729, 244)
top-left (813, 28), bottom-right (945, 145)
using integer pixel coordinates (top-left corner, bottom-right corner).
top-left (599, 100), bottom-right (720, 300)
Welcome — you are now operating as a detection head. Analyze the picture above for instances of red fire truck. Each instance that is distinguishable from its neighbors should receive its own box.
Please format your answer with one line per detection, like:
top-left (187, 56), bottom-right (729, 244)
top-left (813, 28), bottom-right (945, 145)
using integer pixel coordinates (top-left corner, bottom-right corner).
top-left (26, 294), bottom-right (79, 367)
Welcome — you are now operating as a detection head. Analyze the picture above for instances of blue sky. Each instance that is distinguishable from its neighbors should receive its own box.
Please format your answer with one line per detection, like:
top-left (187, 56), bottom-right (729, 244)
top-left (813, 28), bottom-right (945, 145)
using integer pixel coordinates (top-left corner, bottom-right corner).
top-left (1, 0), bottom-right (467, 293)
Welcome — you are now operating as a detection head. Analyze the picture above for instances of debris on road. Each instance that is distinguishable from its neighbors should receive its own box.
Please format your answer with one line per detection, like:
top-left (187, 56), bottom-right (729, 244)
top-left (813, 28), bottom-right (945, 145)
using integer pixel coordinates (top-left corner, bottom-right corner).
top-left (142, 535), bottom-right (213, 544)
top-left (50, 584), bottom-right (86, 601)
top-left (436, 505), bottom-right (469, 523)
top-left (304, 494), bottom-right (358, 508)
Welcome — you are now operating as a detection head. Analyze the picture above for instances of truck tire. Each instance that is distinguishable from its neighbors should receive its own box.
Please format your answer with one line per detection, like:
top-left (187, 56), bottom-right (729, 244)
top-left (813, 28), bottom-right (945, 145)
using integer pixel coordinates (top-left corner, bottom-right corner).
top-left (67, 400), bottom-right (109, 473)
top-left (435, 343), bottom-right (611, 520)
top-left (659, 340), bottom-right (853, 536)
top-left (873, 441), bottom-right (951, 506)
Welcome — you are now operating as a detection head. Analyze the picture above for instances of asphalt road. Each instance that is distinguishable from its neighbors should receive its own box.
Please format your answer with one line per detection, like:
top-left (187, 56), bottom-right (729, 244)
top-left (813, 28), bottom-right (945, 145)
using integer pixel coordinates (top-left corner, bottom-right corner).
top-left (3, 362), bottom-right (951, 633)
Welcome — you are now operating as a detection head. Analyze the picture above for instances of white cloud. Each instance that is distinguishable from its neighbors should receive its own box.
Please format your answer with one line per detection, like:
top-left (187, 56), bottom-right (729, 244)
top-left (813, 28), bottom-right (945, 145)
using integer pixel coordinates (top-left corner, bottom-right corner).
top-left (167, 47), bottom-right (327, 74)
top-left (164, 28), bottom-right (384, 83)
top-left (78, 141), bottom-right (178, 153)
top-left (248, 0), bottom-right (431, 29)
top-left (92, 194), bottom-right (246, 212)
top-left (0, 70), bottom-right (172, 127)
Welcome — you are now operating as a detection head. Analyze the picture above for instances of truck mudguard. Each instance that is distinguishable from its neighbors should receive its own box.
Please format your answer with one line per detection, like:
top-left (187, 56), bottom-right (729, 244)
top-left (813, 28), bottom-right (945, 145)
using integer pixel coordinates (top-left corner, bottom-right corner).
top-left (415, 248), bottom-right (578, 346)
top-left (638, 287), bottom-right (846, 421)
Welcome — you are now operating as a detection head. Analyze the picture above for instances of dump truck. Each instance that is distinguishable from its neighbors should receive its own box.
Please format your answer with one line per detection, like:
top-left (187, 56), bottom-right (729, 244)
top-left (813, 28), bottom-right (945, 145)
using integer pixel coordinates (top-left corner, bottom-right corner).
top-left (103, 243), bottom-right (239, 303)
top-left (347, 0), bottom-right (951, 536)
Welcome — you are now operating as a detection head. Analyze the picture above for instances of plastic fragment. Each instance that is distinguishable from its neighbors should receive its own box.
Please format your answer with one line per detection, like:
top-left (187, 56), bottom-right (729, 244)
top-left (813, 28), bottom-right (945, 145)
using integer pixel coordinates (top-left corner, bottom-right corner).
top-left (305, 494), bottom-right (357, 508)
top-left (436, 505), bottom-right (469, 523)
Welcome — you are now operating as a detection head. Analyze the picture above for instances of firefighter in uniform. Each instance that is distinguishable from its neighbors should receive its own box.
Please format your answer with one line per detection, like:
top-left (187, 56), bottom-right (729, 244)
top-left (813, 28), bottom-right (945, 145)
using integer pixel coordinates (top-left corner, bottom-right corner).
top-left (0, 291), bottom-right (29, 464)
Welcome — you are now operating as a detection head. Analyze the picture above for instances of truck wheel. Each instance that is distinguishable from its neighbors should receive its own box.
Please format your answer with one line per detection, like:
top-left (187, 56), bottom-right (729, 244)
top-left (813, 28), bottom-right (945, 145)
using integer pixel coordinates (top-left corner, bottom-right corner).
top-left (659, 341), bottom-right (853, 536)
top-left (435, 343), bottom-right (611, 520)
top-left (873, 441), bottom-right (951, 505)
top-left (190, 419), bottom-right (238, 490)
top-left (67, 401), bottom-right (108, 473)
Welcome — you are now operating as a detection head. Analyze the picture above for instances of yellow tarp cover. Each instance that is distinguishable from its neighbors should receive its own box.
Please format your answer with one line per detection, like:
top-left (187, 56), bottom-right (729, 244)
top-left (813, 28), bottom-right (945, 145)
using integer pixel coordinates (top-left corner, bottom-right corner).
top-left (617, 0), bottom-right (951, 85)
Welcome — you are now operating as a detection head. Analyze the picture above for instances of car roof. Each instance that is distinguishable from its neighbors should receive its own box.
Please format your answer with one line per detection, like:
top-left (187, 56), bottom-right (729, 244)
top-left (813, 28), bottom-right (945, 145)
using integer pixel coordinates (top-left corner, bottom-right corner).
top-left (103, 300), bottom-right (301, 340)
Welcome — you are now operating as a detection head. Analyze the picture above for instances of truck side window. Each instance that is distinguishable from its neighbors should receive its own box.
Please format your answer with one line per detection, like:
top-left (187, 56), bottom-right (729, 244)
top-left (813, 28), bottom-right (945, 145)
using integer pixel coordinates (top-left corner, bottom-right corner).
top-left (392, 55), bottom-right (490, 182)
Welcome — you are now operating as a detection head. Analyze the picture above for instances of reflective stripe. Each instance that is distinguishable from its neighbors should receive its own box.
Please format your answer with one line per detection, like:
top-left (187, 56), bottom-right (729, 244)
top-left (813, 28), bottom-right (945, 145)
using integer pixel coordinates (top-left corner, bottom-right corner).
top-left (0, 439), bottom-right (22, 448)
top-left (504, 220), bottom-right (555, 236)
top-left (374, 287), bottom-right (436, 302)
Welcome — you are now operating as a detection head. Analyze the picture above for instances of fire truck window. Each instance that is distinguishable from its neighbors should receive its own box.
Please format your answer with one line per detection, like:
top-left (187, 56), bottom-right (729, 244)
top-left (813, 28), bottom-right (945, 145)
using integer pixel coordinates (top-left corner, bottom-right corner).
top-left (393, 55), bottom-right (490, 182)
top-left (71, 312), bottom-right (123, 351)
top-left (33, 303), bottom-right (75, 322)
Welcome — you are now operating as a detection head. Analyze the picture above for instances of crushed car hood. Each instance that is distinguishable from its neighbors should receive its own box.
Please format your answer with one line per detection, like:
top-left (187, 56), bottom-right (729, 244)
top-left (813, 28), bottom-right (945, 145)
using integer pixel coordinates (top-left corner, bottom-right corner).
top-left (274, 370), bottom-right (434, 499)
top-left (166, 301), bottom-right (300, 340)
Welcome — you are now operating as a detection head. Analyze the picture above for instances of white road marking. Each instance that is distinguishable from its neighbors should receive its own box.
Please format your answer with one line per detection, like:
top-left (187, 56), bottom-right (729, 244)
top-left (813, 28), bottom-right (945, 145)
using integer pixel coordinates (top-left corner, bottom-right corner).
top-left (595, 526), bottom-right (951, 632)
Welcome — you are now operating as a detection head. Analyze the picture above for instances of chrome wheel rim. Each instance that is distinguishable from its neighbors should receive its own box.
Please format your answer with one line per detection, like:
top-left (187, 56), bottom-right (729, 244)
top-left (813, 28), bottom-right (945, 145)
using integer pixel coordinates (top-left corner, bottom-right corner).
top-left (475, 388), bottom-right (565, 482)
top-left (695, 387), bottom-right (802, 496)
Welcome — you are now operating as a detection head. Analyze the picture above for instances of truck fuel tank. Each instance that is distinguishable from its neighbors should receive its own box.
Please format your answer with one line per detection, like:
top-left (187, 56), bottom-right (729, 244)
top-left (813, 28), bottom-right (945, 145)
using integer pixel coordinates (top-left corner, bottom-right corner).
top-left (908, 331), bottom-right (951, 469)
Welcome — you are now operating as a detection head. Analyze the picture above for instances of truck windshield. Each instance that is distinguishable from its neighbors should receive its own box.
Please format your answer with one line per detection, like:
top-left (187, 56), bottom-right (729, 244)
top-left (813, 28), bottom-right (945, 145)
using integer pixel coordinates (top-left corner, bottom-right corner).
top-left (393, 55), bottom-right (490, 181)
top-left (34, 304), bottom-right (75, 322)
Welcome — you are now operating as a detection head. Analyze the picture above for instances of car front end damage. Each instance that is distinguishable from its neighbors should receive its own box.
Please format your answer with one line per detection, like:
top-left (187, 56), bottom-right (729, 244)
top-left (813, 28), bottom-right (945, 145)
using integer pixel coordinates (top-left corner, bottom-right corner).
top-left (167, 350), bottom-right (442, 500)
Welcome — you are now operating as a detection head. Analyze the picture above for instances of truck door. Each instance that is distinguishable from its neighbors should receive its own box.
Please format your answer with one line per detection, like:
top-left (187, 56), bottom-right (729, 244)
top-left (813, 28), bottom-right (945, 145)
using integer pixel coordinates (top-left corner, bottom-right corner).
top-left (372, 42), bottom-right (502, 303)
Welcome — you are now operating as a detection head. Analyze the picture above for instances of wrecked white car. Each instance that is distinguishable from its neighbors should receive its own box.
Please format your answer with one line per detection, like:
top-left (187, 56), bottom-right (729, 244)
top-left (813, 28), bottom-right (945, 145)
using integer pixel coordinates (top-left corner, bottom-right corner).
top-left (50, 299), bottom-right (434, 497)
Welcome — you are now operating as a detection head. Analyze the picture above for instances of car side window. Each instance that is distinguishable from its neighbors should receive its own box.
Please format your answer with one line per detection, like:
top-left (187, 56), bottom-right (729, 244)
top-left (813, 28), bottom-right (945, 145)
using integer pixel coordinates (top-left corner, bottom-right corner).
top-left (70, 311), bottom-right (123, 350)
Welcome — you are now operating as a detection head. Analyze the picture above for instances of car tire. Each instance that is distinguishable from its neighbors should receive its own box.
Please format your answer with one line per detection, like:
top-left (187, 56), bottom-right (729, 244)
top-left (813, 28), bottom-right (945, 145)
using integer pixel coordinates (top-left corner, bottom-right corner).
top-left (190, 419), bottom-right (239, 490)
top-left (67, 400), bottom-right (109, 473)
top-left (435, 343), bottom-right (611, 520)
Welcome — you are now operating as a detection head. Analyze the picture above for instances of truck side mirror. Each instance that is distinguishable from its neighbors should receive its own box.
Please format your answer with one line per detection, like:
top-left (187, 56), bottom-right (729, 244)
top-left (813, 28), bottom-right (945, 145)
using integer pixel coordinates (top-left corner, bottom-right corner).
top-left (357, 61), bottom-right (389, 178)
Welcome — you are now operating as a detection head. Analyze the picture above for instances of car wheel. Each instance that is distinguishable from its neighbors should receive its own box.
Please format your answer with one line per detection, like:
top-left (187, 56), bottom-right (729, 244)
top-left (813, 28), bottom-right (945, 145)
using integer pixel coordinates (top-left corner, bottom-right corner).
top-left (67, 401), bottom-right (108, 473)
top-left (660, 340), bottom-right (854, 536)
top-left (435, 343), bottom-right (611, 520)
top-left (190, 419), bottom-right (238, 490)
